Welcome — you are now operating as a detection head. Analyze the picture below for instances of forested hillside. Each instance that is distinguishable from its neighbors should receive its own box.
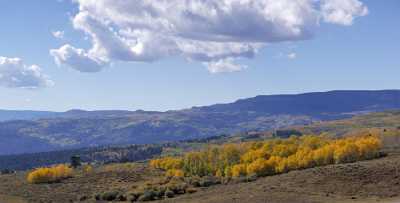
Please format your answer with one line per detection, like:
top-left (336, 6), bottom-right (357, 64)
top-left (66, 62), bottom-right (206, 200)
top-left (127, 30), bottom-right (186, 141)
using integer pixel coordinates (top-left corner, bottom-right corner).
top-left (0, 90), bottom-right (399, 155)
top-left (0, 145), bottom-right (162, 171)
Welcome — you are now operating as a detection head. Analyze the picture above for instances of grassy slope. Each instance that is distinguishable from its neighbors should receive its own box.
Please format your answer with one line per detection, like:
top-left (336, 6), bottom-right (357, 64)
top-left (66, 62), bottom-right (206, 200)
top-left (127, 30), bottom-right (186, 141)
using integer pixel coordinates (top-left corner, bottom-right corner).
top-left (295, 111), bottom-right (400, 136)
top-left (2, 152), bottom-right (400, 203)
top-left (160, 154), bottom-right (400, 203)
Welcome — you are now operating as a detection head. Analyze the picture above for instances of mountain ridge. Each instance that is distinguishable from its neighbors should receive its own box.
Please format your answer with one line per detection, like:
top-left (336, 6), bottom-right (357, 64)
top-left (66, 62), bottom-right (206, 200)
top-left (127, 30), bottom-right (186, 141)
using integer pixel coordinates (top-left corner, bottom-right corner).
top-left (1, 90), bottom-right (400, 155)
top-left (2, 89), bottom-right (400, 121)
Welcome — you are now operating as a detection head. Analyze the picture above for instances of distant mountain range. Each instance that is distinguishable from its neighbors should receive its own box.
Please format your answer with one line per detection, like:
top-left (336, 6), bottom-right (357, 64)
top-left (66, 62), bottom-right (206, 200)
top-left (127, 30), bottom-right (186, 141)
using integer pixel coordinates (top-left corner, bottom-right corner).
top-left (1, 90), bottom-right (400, 155)
top-left (0, 109), bottom-right (139, 122)
top-left (0, 110), bottom-right (55, 121)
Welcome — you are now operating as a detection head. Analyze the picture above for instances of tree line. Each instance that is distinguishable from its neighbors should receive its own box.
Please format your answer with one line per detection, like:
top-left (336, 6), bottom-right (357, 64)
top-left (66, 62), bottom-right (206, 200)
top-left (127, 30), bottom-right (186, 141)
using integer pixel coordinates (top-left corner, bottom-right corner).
top-left (150, 133), bottom-right (382, 178)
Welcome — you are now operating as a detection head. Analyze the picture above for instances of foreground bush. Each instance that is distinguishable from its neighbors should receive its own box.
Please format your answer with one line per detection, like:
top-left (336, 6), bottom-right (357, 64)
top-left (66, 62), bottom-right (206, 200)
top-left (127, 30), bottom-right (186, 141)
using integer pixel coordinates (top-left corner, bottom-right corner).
top-left (27, 164), bottom-right (73, 184)
top-left (150, 134), bottom-right (382, 178)
top-left (82, 164), bottom-right (93, 174)
top-left (95, 191), bottom-right (126, 201)
top-left (124, 177), bottom-right (195, 202)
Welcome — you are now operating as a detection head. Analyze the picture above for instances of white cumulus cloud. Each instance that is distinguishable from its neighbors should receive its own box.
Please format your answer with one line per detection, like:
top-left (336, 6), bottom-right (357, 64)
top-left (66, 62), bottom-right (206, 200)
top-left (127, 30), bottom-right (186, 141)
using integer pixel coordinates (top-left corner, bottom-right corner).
top-left (205, 58), bottom-right (247, 74)
top-left (51, 0), bottom-right (368, 73)
top-left (0, 57), bottom-right (53, 89)
top-left (288, 52), bottom-right (297, 59)
top-left (321, 0), bottom-right (368, 26)
top-left (50, 44), bottom-right (108, 73)
top-left (52, 30), bottom-right (65, 39)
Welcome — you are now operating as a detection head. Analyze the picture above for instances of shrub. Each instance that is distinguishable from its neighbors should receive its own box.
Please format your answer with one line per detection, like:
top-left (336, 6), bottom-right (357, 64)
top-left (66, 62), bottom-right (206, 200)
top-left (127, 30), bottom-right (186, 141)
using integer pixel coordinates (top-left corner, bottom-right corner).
top-left (100, 191), bottom-right (120, 201)
top-left (27, 164), bottom-right (73, 184)
top-left (116, 194), bottom-right (127, 201)
top-left (166, 169), bottom-right (185, 178)
top-left (246, 173), bottom-right (258, 182)
top-left (246, 159), bottom-right (267, 176)
top-left (198, 176), bottom-right (220, 187)
top-left (152, 187), bottom-right (166, 198)
top-left (83, 165), bottom-right (93, 174)
top-left (127, 191), bottom-right (142, 202)
top-left (231, 164), bottom-right (247, 177)
top-left (149, 157), bottom-right (183, 170)
top-left (138, 190), bottom-right (157, 201)
top-left (313, 145), bottom-right (335, 166)
top-left (165, 189), bottom-right (175, 198)
top-left (334, 142), bottom-right (360, 164)
top-left (166, 181), bottom-right (188, 194)
top-left (185, 176), bottom-right (201, 187)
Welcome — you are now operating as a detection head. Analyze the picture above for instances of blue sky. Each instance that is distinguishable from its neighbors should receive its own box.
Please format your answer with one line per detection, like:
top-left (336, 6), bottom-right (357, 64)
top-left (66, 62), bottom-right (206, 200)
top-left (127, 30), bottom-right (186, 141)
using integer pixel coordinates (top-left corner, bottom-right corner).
top-left (0, 0), bottom-right (399, 112)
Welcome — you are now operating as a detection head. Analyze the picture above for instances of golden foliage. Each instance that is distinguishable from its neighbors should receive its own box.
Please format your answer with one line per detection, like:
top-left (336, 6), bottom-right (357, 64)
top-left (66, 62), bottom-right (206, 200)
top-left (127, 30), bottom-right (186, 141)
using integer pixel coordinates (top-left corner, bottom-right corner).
top-left (150, 134), bottom-right (382, 178)
top-left (231, 164), bottom-right (247, 177)
top-left (166, 169), bottom-right (185, 177)
top-left (83, 165), bottom-right (93, 174)
top-left (150, 157), bottom-right (183, 170)
top-left (313, 145), bottom-right (335, 166)
top-left (27, 164), bottom-right (73, 184)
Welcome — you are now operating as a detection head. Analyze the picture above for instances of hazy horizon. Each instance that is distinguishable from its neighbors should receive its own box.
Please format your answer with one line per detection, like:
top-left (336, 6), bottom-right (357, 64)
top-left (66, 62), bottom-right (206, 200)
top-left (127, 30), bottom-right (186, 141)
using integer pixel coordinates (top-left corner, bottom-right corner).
top-left (0, 89), bottom-right (398, 112)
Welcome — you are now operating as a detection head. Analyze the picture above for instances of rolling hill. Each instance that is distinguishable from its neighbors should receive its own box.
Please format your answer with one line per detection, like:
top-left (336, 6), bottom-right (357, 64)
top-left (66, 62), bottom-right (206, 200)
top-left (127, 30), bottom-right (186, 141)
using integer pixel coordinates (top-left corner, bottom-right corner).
top-left (0, 90), bottom-right (400, 155)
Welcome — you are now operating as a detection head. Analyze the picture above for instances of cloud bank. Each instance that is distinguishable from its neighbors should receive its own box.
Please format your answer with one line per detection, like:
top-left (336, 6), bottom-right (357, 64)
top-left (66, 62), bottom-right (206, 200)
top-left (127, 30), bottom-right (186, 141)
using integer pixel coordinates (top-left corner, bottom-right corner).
top-left (51, 0), bottom-right (368, 73)
top-left (0, 57), bottom-right (53, 89)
